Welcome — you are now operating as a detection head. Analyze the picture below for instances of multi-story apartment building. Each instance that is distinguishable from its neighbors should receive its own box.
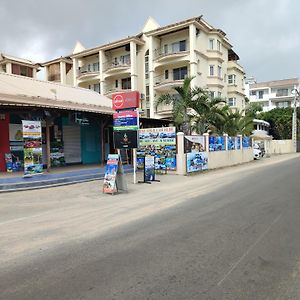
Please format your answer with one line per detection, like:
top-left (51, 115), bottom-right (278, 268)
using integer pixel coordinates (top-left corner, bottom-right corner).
top-left (246, 77), bottom-right (300, 112)
top-left (43, 16), bottom-right (246, 118)
top-left (0, 53), bottom-right (40, 78)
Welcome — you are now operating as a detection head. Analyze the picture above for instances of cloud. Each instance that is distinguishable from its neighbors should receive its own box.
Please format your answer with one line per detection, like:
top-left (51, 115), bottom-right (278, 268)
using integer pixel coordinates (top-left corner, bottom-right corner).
top-left (0, 0), bottom-right (299, 82)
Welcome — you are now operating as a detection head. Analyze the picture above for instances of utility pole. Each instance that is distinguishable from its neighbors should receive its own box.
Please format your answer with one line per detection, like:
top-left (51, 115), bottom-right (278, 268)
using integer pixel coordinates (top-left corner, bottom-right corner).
top-left (292, 88), bottom-right (299, 152)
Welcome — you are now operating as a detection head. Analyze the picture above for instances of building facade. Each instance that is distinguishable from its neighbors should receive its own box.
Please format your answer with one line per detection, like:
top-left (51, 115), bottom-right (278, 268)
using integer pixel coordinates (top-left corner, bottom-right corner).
top-left (0, 53), bottom-right (40, 78)
top-left (43, 16), bottom-right (246, 118)
top-left (246, 78), bottom-right (300, 112)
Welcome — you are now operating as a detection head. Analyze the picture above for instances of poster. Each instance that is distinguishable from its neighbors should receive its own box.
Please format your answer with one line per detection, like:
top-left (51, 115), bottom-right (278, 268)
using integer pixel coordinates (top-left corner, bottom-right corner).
top-left (209, 136), bottom-right (225, 151)
top-left (113, 110), bottom-right (138, 131)
top-left (235, 137), bottom-right (241, 150)
top-left (22, 120), bottom-right (43, 176)
top-left (184, 135), bottom-right (205, 153)
top-left (187, 152), bottom-right (208, 173)
top-left (228, 137), bottom-right (236, 150)
top-left (144, 155), bottom-right (155, 182)
top-left (242, 136), bottom-right (252, 148)
top-left (138, 127), bottom-right (176, 171)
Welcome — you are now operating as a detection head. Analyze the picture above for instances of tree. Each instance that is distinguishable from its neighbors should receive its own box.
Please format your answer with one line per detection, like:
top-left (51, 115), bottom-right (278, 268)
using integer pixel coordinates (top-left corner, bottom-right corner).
top-left (155, 76), bottom-right (195, 134)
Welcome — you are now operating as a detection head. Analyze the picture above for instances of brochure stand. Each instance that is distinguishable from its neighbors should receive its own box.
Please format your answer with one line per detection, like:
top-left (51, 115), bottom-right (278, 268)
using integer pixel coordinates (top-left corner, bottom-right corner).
top-left (139, 154), bottom-right (160, 184)
top-left (103, 154), bottom-right (128, 195)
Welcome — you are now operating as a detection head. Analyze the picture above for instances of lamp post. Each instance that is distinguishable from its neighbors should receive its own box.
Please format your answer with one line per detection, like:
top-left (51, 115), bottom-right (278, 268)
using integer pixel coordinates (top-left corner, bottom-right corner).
top-left (292, 88), bottom-right (299, 152)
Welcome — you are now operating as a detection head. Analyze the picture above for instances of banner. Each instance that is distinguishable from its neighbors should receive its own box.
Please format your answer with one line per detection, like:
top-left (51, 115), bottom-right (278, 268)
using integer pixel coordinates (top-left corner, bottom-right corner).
top-left (228, 137), bottom-right (236, 150)
top-left (184, 135), bottom-right (205, 153)
top-left (209, 136), bottom-right (225, 151)
top-left (235, 137), bottom-right (241, 150)
top-left (139, 127), bottom-right (176, 170)
top-left (187, 152), bottom-right (208, 173)
top-left (22, 120), bottom-right (43, 176)
top-left (242, 136), bottom-right (252, 148)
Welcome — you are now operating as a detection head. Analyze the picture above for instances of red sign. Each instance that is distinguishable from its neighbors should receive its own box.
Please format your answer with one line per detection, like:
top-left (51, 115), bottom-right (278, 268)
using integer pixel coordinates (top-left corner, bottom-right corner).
top-left (112, 91), bottom-right (140, 110)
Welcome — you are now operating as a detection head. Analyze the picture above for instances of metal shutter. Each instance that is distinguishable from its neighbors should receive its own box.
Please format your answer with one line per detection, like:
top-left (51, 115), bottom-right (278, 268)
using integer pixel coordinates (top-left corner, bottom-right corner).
top-left (63, 125), bottom-right (81, 164)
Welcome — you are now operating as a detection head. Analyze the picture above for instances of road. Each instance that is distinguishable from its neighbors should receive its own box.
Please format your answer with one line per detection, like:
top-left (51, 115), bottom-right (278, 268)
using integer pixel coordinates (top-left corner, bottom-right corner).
top-left (0, 154), bottom-right (300, 299)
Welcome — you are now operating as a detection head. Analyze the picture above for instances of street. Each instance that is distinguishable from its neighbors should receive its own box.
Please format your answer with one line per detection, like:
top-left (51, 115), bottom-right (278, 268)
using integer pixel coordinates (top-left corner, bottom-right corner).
top-left (0, 154), bottom-right (300, 299)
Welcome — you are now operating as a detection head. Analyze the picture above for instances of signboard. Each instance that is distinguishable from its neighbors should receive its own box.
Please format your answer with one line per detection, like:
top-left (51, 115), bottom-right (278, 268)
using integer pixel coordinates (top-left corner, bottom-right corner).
top-left (112, 91), bottom-right (140, 110)
top-left (242, 136), bottom-right (252, 148)
top-left (144, 155), bottom-right (156, 182)
top-left (236, 137), bottom-right (241, 150)
top-left (22, 120), bottom-right (43, 176)
top-left (228, 137), bottom-right (236, 150)
top-left (209, 136), bottom-right (225, 151)
top-left (113, 110), bottom-right (138, 131)
top-left (9, 124), bottom-right (23, 142)
top-left (184, 135), bottom-right (205, 153)
top-left (138, 127), bottom-right (176, 171)
top-left (187, 152), bottom-right (208, 173)
top-left (103, 154), bottom-right (127, 194)
top-left (113, 130), bottom-right (138, 149)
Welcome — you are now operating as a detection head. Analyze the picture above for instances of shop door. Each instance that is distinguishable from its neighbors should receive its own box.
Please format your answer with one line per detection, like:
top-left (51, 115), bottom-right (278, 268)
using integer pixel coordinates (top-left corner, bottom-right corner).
top-left (81, 124), bottom-right (101, 164)
top-left (63, 125), bottom-right (81, 164)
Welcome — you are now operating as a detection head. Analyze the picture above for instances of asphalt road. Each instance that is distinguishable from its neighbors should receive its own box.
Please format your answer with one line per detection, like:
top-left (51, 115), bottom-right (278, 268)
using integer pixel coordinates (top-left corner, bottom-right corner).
top-left (1, 155), bottom-right (300, 299)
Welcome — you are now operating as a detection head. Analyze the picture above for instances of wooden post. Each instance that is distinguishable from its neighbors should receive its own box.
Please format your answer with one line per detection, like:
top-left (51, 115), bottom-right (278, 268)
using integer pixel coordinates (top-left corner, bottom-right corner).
top-left (46, 118), bottom-right (51, 172)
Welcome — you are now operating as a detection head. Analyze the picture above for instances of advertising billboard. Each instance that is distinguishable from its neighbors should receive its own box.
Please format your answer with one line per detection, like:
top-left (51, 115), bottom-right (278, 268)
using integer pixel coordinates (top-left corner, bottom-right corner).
top-left (186, 152), bottom-right (208, 173)
top-left (209, 136), bottom-right (225, 151)
top-left (112, 91), bottom-right (140, 110)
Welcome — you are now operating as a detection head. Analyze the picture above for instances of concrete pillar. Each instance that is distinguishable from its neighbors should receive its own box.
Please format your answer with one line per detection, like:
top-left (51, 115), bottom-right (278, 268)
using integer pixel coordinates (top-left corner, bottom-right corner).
top-left (99, 50), bottom-right (105, 95)
top-left (189, 24), bottom-right (197, 88)
top-left (237, 134), bottom-right (243, 150)
top-left (60, 61), bottom-right (67, 84)
top-left (203, 132), bottom-right (210, 152)
top-left (176, 132), bottom-right (186, 175)
top-left (130, 41), bottom-right (137, 91)
top-left (32, 68), bottom-right (37, 79)
top-left (6, 62), bottom-right (12, 74)
top-left (148, 36), bottom-right (155, 118)
top-left (72, 58), bottom-right (78, 87)
top-left (223, 133), bottom-right (228, 151)
top-left (44, 66), bottom-right (49, 81)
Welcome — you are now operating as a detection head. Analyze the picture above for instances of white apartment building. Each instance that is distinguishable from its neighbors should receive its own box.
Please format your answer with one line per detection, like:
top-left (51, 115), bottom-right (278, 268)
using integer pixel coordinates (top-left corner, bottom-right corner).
top-left (246, 78), bottom-right (300, 112)
top-left (43, 16), bottom-right (246, 118)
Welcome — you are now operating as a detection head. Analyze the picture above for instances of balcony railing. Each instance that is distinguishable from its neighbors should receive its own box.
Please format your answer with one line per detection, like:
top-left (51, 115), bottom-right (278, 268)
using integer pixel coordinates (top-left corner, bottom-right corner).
top-left (275, 91), bottom-right (289, 97)
top-left (77, 63), bottom-right (99, 76)
top-left (103, 59), bottom-right (131, 72)
top-left (104, 86), bottom-right (131, 95)
top-left (154, 71), bottom-right (189, 86)
top-left (153, 46), bottom-right (189, 60)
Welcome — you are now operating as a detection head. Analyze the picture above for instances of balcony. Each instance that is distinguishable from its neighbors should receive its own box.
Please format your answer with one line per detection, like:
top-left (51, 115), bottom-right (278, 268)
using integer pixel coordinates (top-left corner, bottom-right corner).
top-left (103, 59), bottom-right (131, 73)
top-left (155, 102), bottom-right (173, 116)
top-left (104, 86), bottom-right (131, 97)
top-left (153, 44), bottom-right (190, 63)
top-left (77, 63), bottom-right (100, 80)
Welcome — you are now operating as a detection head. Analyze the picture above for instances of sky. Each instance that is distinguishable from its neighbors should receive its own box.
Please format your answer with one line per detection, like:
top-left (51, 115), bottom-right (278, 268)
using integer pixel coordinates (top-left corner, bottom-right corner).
top-left (0, 0), bottom-right (299, 82)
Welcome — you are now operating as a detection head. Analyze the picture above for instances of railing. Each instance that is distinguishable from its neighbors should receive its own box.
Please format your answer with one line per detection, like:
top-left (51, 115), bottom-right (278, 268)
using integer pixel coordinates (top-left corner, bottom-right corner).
top-left (275, 91), bottom-right (289, 97)
top-left (154, 72), bottom-right (189, 86)
top-left (153, 46), bottom-right (189, 60)
top-left (104, 86), bottom-right (131, 95)
top-left (77, 63), bottom-right (99, 76)
top-left (103, 59), bottom-right (131, 72)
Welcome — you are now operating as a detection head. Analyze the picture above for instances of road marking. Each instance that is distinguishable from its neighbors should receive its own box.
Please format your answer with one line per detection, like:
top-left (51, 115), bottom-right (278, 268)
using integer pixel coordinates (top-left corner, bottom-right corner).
top-left (217, 213), bottom-right (282, 286)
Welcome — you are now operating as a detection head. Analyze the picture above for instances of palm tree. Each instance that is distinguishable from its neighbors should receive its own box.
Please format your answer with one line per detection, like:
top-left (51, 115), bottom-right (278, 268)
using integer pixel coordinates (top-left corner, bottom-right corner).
top-left (155, 77), bottom-right (195, 134)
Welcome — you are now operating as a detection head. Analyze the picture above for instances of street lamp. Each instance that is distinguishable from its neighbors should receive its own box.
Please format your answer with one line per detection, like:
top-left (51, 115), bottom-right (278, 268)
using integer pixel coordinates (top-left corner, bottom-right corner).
top-left (292, 88), bottom-right (299, 152)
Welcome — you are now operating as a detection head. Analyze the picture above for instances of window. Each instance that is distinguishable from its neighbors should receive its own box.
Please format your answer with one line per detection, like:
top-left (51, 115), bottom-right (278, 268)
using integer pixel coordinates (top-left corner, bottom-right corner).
top-left (209, 39), bottom-right (214, 50)
top-left (145, 50), bottom-right (149, 79)
top-left (163, 44), bottom-right (168, 54)
top-left (224, 74), bottom-right (227, 83)
top-left (121, 77), bottom-right (131, 89)
top-left (228, 97), bottom-right (236, 107)
top-left (217, 40), bottom-right (221, 51)
top-left (173, 66), bottom-right (188, 80)
top-left (210, 91), bottom-right (215, 98)
top-left (258, 90), bottom-right (264, 99)
top-left (276, 101), bottom-right (290, 108)
top-left (209, 65), bottom-right (214, 76)
top-left (120, 54), bottom-right (130, 65)
top-left (171, 40), bottom-right (186, 53)
top-left (115, 80), bottom-right (118, 88)
top-left (218, 91), bottom-right (222, 98)
top-left (94, 83), bottom-right (100, 93)
top-left (87, 64), bottom-right (91, 72)
top-left (250, 90), bottom-right (256, 96)
top-left (228, 74), bottom-right (236, 84)
top-left (93, 62), bottom-right (99, 72)
top-left (165, 70), bottom-right (169, 80)
top-left (276, 88), bottom-right (289, 97)
top-left (218, 66), bottom-right (222, 78)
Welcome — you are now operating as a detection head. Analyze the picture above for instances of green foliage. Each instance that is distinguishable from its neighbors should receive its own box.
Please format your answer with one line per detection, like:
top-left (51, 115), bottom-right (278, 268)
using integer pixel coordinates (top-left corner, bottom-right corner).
top-left (155, 76), bottom-right (256, 136)
top-left (260, 107), bottom-right (300, 140)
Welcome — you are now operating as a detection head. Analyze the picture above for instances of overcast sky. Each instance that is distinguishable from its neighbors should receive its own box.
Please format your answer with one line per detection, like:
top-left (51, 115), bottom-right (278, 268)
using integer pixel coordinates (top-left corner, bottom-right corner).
top-left (0, 0), bottom-right (298, 82)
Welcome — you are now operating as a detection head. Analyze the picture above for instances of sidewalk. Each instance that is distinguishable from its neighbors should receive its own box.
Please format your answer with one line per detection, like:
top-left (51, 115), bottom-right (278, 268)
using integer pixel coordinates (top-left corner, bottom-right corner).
top-left (0, 164), bottom-right (133, 192)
